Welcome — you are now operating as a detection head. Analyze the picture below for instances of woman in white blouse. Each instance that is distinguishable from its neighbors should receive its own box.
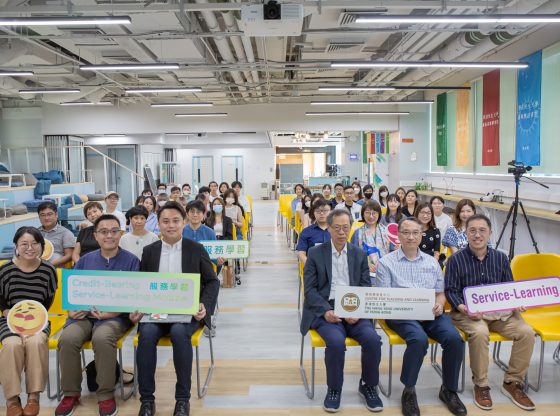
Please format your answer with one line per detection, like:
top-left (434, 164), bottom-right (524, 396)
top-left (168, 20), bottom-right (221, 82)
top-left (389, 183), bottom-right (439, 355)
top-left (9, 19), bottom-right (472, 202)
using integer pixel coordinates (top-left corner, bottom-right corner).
top-left (120, 206), bottom-right (159, 259)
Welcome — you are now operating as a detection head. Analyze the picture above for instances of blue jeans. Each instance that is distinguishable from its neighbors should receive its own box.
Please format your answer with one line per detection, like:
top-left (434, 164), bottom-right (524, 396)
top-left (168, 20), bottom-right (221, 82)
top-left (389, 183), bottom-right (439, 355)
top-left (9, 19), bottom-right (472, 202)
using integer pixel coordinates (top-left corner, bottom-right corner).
top-left (311, 317), bottom-right (382, 390)
top-left (386, 314), bottom-right (464, 391)
top-left (136, 320), bottom-right (200, 401)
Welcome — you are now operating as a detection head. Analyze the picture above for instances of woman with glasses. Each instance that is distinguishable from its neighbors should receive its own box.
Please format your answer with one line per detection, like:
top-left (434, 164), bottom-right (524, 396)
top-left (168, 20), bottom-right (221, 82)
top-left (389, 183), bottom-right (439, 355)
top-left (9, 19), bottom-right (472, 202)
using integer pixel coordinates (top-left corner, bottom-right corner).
top-left (414, 203), bottom-right (441, 261)
top-left (0, 226), bottom-right (57, 416)
top-left (350, 200), bottom-right (392, 279)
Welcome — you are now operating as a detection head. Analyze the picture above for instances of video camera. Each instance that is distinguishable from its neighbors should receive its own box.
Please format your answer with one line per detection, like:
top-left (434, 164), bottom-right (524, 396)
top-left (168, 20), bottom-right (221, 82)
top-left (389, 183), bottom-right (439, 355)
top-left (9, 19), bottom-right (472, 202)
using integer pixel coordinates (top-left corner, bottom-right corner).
top-left (507, 160), bottom-right (532, 176)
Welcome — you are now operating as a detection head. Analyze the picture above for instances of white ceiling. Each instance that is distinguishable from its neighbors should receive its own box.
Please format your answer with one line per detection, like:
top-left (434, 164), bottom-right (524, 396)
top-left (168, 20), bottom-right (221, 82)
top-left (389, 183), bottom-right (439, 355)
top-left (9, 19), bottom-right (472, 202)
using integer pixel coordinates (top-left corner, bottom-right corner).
top-left (1, 0), bottom-right (560, 107)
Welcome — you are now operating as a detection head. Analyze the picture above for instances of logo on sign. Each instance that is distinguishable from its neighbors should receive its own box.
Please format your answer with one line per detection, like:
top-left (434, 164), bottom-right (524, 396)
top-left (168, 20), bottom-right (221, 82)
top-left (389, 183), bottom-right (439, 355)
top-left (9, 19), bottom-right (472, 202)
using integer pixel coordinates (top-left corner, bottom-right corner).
top-left (341, 293), bottom-right (360, 312)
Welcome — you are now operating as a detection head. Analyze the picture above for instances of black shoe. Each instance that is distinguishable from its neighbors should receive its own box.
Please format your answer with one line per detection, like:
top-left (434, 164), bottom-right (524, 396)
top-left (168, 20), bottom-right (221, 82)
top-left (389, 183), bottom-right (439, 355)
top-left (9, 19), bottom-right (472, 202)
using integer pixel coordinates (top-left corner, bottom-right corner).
top-left (439, 385), bottom-right (467, 415)
top-left (138, 401), bottom-right (155, 416)
top-left (173, 400), bottom-right (189, 416)
top-left (402, 387), bottom-right (420, 416)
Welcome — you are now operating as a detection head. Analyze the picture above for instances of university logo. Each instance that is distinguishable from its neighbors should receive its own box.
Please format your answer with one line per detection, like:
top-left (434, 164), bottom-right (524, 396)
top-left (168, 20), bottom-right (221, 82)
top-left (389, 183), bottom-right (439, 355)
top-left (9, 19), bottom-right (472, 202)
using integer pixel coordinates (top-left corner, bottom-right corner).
top-left (340, 293), bottom-right (360, 312)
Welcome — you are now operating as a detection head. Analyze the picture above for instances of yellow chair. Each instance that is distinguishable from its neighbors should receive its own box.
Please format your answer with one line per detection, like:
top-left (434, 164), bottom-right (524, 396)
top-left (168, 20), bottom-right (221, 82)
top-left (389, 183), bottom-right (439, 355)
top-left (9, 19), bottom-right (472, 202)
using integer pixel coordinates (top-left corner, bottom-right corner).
top-left (297, 260), bottom-right (304, 322)
top-left (381, 207), bottom-right (387, 215)
top-left (132, 326), bottom-right (215, 398)
top-left (377, 320), bottom-right (466, 397)
top-left (232, 224), bottom-right (237, 241)
top-left (240, 216), bottom-right (249, 271)
top-left (299, 329), bottom-right (360, 399)
top-left (348, 221), bottom-right (364, 242)
top-left (510, 253), bottom-right (560, 391)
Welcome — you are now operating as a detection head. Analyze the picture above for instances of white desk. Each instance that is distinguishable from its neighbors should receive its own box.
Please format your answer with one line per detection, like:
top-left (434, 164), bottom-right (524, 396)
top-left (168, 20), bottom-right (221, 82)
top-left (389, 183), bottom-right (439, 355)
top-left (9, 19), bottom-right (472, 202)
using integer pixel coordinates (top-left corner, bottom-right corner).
top-left (0, 173), bottom-right (26, 187)
top-left (42, 193), bottom-right (75, 206)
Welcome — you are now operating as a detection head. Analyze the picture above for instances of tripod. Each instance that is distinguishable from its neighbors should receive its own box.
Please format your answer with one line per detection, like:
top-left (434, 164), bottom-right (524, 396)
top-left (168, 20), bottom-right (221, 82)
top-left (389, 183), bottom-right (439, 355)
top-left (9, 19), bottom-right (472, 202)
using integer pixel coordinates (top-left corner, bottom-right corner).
top-left (496, 172), bottom-right (549, 260)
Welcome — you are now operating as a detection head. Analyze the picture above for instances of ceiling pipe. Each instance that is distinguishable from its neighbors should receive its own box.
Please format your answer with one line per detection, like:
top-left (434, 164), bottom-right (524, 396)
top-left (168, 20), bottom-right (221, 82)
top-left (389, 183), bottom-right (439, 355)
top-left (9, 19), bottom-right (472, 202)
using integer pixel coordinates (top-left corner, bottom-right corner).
top-left (194, 0), bottom-right (249, 100)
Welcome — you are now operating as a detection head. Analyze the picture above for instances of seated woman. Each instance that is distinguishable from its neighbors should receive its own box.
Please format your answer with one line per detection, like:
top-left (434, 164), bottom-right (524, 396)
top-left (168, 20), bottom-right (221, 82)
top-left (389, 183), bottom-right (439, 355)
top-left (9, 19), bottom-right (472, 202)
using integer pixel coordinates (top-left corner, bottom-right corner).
top-left (218, 182), bottom-right (229, 198)
top-left (297, 194), bottom-right (312, 229)
top-left (134, 195), bottom-right (145, 206)
top-left (380, 194), bottom-right (403, 226)
top-left (442, 198), bottom-right (476, 254)
top-left (350, 200), bottom-right (391, 280)
top-left (72, 201), bottom-right (103, 264)
top-left (378, 185), bottom-right (389, 207)
top-left (430, 195), bottom-right (452, 240)
top-left (120, 206), bottom-right (159, 260)
top-left (303, 194), bottom-right (323, 228)
top-left (361, 184), bottom-right (377, 204)
top-left (351, 180), bottom-right (364, 205)
top-left (206, 197), bottom-right (234, 241)
top-left (395, 187), bottom-right (407, 208)
top-left (401, 189), bottom-right (419, 218)
top-left (142, 196), bottom-right (160, 235)
top-left (322, 184), bottom-right (333, 200)
top-left (414, 202), bottom-right (441, 261)
top-left (0, 226), bottom-right (57, 416)
top-left (223, 189), bottom-right (244, 230)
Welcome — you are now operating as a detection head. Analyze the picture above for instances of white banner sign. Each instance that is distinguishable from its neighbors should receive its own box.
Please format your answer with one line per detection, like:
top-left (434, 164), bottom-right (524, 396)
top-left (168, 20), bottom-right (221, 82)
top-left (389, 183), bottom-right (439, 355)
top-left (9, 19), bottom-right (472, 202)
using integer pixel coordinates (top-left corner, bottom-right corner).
top-left (200, 240), bottom-right (249, 259)
top-left (334, 286), bottom-right (436, 320)
top-left (464, 276), bottom-right (560, 314)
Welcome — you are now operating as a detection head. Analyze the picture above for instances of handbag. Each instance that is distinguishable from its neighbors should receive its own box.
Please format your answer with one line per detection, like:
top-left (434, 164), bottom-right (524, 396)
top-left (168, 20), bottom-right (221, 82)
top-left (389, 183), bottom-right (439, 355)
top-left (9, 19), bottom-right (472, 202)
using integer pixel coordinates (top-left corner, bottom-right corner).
top-left (221, 264), bottom-right (234, 288)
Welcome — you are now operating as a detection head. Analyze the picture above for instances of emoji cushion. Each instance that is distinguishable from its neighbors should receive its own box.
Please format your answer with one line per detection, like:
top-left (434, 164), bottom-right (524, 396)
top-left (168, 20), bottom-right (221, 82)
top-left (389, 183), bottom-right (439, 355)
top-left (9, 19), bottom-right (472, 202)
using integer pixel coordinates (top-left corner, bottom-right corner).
top-left (7, 300), bottom-right (48, 337)
top-left (41, 239), bottom-right (54, 261)
top-left (386, 223), bottom-right (401, 246)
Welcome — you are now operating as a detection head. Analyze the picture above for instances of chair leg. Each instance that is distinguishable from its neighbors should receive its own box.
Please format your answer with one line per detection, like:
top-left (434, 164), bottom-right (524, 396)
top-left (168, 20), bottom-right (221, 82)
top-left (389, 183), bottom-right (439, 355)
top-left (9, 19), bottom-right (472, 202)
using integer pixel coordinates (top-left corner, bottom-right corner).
top-left (459, 342), bottom-right (466, 393)
top-left (196, 330), bottom-right (215, 398)
top-left (378, 345), bottom-right (393, 398)
top-left (527, 336), bottom-right (544, 392)
top-left (493, 342), bottom-right (509, 372)
top-left (55, 348), bottom-right (62, 401)
top-left (81, 349), bottom-right (86, 368)
top-left (553, 342), bottom-right (560, 364)
top-left (299, 335), bottom-right (315, 399)
top-left (430, 344), bottom-right (443, 377)
top-left (133, 346), bottom-right (138, 397)
top-left (297, 277), bottom-right (302, 323)
top-left (118, 347), bottom-right (134, 400)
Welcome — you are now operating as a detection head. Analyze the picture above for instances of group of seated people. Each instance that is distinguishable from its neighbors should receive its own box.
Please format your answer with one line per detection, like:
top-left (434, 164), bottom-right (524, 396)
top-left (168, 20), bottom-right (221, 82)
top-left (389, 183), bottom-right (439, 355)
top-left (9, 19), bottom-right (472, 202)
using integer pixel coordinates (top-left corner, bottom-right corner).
top-left (0, 179), bottom-right (252, 416)
top-left (298, 185), bottom-right (537, 416)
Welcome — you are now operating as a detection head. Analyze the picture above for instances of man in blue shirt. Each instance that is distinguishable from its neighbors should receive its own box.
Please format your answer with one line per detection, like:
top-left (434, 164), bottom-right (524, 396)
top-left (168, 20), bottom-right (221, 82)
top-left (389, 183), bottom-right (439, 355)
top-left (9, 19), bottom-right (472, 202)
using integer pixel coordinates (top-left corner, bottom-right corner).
top-left (56, 214), bottom-right (140, 416)
top-left (377, 218), bottom-right (466, 416)
top-left (182, 200), bottom-right (216, 241)
top-left (296, 199), bottom-right (331, 265)
top-left (445, 214), bottom-right (536, 412)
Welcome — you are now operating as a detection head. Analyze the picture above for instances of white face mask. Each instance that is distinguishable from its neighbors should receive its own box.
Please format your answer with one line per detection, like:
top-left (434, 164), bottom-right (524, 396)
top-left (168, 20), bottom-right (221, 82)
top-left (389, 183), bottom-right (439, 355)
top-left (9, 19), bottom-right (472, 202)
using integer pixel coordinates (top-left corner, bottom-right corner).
top-left (353, 188), bottom-right (360, 195)
top-left (213, 205), bottom-right (223, 214)
top-left (158, 200), bottom-right (166, 207)
top-left (158, 189), bottom-right (167, 195)
top-left (183, 190), bottom-right (190, 196)
top-left (380, 191), bottom-right (388, 197)
top-left (305, 200), bottom-right (311, 208)
top-left (226, 197), bottom-right (235, 205)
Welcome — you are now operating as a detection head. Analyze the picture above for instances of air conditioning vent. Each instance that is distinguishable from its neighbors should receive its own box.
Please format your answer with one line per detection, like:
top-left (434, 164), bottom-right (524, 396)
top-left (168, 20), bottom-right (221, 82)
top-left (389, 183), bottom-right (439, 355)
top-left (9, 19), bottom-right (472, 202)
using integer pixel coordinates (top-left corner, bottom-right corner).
top-left (338, 9), bottom-right (388, 26)
top-left (325, 40), bottom-right (365, 53)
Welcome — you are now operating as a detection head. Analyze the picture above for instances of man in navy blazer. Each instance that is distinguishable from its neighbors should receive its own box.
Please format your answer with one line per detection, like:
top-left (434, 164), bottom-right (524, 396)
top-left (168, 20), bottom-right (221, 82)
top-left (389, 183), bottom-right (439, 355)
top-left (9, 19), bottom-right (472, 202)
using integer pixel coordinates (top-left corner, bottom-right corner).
top-left (300, 209), bottom-right (383, 413)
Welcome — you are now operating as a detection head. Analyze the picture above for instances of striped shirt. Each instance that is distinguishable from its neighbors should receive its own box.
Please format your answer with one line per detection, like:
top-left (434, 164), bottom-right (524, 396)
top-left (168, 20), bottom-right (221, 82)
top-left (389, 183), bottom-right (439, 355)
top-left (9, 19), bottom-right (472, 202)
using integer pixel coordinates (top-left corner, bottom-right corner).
top-left (376, 248), bottom-right (443, 291)
top-left (0, 260), bottom-right (57, 341)
top-left (444, 246), bottom-right (512, 310)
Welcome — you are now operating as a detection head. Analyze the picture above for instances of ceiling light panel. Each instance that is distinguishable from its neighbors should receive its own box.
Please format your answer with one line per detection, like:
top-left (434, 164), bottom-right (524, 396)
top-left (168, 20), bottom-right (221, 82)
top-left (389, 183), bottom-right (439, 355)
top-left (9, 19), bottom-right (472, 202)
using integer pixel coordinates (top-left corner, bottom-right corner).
top-left (19, 88), bottom-right (80, 94)
top-left (331, 61), bottom-right (527, 69)
top-left (151, 103), bottom-right (213, 108)
top-left (310, 101), bottom-right (432, 105)
top-left (0, 71), bottom-right (34, 76)
top-left (126, 87), bottom-right (202, 94)
top-left (81, 64), bottom-right (179, 71)
top-left (355, 14), bottom-right (560, 24)
top-left (174, 113), bottom-right (227, 117)
top-left (0, 16), bottom-right (132, 26)
top-left (306, 112), bottom-right (409, 116)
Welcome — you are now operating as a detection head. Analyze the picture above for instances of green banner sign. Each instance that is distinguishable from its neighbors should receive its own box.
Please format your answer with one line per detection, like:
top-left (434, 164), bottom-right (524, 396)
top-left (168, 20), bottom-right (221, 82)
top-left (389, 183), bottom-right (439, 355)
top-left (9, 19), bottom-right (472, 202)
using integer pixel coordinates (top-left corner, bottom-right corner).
top-left (436, 93), bottom-right (448, 166)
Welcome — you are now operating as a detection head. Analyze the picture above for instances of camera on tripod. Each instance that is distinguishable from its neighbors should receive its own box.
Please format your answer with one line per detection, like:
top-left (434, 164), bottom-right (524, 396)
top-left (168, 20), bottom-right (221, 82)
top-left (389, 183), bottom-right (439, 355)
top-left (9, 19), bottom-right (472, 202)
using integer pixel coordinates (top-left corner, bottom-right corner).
top-left (507, 160), bottom-right (532, 176)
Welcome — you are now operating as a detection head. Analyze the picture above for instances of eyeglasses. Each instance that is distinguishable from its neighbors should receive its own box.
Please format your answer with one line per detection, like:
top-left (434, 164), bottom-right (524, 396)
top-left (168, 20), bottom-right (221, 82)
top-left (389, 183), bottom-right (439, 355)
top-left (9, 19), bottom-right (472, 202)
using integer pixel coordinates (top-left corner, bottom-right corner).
top-left (39, 212), bottom-right (56, 218)
top-left (315, 209), bottom-right (331, 214)
top-left (399, 231), bottom-right (422, 237)
top-left (467, 228), bottom-right (489, 236)
top-left (95, 228), bottom-right (121, 237)
top-left (363, 210), bottom-right (379, 217)
top-left (18, 242), bottom-right (41, 250)
top-left (331, 225), bottom-right (351, 233)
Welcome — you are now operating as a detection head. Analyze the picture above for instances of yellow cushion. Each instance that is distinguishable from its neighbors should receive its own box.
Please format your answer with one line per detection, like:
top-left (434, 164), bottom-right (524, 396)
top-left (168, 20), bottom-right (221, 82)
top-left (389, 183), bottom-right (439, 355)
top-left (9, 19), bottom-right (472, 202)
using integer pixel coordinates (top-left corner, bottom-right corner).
top-left (521, 313), bottom-right (560, 341)
top-left (309, 329), bottom-right (359, 348)
top-left (133, 326), bottom-right (204, 347)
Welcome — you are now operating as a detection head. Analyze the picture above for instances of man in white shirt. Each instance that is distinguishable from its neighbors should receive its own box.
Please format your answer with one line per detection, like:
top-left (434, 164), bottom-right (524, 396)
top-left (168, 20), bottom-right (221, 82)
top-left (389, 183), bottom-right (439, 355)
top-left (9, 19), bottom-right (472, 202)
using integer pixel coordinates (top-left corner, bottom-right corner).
top-left (335, 186), bottom-right (362, 222)
top-left (300, 209), bottom-right (383, 413)
top-left (104, 191), bottom-right (126, 231)
top-left (232, 181), bottom-right (251, 213)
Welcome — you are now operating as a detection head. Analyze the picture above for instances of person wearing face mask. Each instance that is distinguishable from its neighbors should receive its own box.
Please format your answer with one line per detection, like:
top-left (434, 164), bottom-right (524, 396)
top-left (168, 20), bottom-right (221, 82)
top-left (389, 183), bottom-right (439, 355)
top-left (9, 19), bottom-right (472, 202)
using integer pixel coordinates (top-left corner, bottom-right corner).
top-left (181, 184), bottom-right (194, 203)
top-left (298, 194), bottom-right (312, 229)
top-left (0, 227), bottom-right (58, 416)
top-left (223, 189), bottom-right (244, 229)
top-left (156, 193), bottom-right (169, 212)
top-left (157, 183), bottom-right (167, 195)
top-left (206, 198), bottom-right (233, 241)
top-left (378, 186), bottom-right (389, 207)
top-left (351, 181), bottom-right (364, 205)
top-left (360, 184), bottom-right (378, 205)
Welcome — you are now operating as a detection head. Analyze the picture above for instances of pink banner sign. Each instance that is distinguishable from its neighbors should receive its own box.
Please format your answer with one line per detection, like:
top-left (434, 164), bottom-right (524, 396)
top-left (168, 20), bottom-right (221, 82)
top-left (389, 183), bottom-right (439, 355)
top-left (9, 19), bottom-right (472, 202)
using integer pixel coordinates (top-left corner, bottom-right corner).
top-left (464, 276), bottom-right (560, 314)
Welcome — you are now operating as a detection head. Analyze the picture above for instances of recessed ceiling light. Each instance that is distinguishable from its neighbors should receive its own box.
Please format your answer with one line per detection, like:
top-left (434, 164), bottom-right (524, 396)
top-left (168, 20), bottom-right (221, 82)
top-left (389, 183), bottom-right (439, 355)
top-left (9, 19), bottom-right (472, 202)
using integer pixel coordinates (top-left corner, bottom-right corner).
top-left (331, 61), bottom-right (527, 69)
top-left (103, 134), bottom-right (126, 137)
top-left (0, 16), bottom-right (132, 26)
top-left (152, 103), bottom-right (213, 108)
top-left (319, 87), bottom-right (396, 91)
top-left (0, 71), bottom-right (34, 77)
top-left (81, 64), bottom-right (179, 72)
top-left (126, 87), bottom-right (202, 94)
top-left (310, 100), bottom-right (433, 105)
top-left (19, 88), bottom-right (80, 94)
top-left (306, 111), bottom-right (409, 116)
top-left (318, 85), bottom-right (470, 91)
top-left (355, 14), bottom-right (560, 24)
top-left (174, 113), bottom-right (228, 117)
top-left (60, 101), bottom-right (113, 106)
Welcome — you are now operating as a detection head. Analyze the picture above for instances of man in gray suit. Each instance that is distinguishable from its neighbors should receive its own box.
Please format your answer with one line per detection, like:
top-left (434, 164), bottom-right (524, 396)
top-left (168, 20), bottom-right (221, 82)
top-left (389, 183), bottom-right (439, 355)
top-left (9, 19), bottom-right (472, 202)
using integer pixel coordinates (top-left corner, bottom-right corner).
top-left (301, 209), bottom-right (383, 413)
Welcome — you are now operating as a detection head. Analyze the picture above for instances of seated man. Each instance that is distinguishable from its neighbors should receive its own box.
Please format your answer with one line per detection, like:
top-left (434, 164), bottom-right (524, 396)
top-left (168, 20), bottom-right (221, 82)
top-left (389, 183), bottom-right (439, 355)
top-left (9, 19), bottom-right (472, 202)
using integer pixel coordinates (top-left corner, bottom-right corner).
top-left (376, 218), bottom-right (466, 416)
top-left (231, 181), bottom-right (251, 214)
top-left (301, 209), bottom-right (383, 413)
top-left (137, 201), bottom-right (220, 416)
top-left (37, 201), bottom-right (75, 267)
top-left (335, 186), bottom-right (362, 222)
top-left (296, 199), bottom-right (332, 265)
top-left (55, 214), bottom-right (140, 416)
top-left (182, 200), bottom-right (217, 241)
top-left (445, 214), bottom-right (536, 411)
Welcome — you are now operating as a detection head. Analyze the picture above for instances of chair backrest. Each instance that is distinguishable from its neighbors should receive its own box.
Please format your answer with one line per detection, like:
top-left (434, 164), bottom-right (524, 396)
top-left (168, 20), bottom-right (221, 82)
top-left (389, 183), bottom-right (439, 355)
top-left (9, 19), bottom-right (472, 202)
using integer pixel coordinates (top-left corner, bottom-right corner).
top-left (48, 268), bottom-right (65, 315)
top-left (511, 253), bottom-right (560, 281)
top-left (348, 221), bottom-right (364, 242)
top-left (232, 224), bottom-right (237, 240)
top-left (246, 195), bottom-right (253, 211)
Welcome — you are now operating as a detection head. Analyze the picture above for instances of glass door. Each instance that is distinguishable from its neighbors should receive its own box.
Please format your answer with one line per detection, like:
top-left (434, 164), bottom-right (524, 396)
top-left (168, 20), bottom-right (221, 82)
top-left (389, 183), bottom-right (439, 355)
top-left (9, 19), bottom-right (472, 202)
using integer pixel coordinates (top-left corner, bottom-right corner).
top-left (192, 156), bottom-right (214, 190)
top-left (221, 156), bottom-right (243, 184)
